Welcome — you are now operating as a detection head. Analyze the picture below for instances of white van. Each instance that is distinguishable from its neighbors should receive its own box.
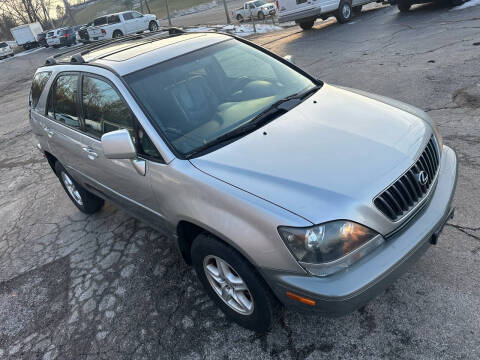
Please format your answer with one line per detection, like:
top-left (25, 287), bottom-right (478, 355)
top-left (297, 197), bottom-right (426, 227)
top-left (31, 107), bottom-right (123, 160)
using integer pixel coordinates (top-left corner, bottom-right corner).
top-left (277, 0), bottom-right (380, 30)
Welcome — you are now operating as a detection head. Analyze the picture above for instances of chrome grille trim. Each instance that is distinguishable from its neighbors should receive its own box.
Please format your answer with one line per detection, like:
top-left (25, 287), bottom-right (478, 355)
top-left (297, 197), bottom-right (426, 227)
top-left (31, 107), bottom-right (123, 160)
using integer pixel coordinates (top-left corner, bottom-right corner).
top-left (374, 137), bottom-right (440, 222)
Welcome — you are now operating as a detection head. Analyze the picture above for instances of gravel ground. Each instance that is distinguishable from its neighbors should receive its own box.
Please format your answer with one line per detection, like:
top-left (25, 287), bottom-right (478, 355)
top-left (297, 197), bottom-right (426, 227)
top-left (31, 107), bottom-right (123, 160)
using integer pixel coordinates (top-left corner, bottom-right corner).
top-left (0, 2), bottom-right (479, 359)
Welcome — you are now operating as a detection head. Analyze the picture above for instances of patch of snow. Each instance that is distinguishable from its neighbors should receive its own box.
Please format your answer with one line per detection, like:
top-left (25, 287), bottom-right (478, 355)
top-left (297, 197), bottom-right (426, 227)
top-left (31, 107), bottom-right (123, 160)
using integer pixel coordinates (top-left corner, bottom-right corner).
top-left (451, 0), bottom-right (480, 10)
top-left (185, 23), bottom-right (284, 37)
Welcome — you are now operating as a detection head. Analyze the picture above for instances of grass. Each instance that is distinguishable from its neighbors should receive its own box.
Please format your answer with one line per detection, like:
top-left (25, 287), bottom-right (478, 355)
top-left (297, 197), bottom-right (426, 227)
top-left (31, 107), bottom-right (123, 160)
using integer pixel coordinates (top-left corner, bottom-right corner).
top-left (71, 0), bottom-right (212, 25)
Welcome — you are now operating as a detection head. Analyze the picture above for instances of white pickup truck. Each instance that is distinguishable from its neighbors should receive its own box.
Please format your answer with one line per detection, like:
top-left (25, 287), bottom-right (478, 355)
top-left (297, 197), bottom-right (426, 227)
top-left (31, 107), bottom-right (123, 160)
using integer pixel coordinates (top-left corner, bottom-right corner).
top-left (234, 0), bottom-right (277, 22)
top-left (87, 11), bottom-right (159, 41)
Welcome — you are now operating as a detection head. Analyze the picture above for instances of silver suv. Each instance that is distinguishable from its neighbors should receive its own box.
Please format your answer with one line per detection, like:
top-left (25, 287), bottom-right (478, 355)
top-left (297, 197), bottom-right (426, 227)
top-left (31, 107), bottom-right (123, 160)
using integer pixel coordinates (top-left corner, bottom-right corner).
top-left (29, 30), bottom-right (458, 332)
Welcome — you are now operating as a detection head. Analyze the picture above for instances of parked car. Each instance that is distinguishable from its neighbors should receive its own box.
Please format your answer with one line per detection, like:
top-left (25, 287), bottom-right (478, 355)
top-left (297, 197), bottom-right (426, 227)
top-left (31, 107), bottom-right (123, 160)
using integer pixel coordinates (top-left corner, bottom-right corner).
top-left (87, 11), bottom-right (159, 41)
top-left (77, 22), bottom-right (93, 43)
top-left (0, 42), bottom-right (14, 59)
top-left (37, 32), bottom-right (48, 47)
top-left (277, 0), bottom-right (382, 29)
top-left (31, 32), bottom-right (457, 332)
top-left (10, 22), bottom-right (43, 49)
top-left (234, 0), bottom-right (277, 22)
top-left (47, 27), bottom-right (77, 48)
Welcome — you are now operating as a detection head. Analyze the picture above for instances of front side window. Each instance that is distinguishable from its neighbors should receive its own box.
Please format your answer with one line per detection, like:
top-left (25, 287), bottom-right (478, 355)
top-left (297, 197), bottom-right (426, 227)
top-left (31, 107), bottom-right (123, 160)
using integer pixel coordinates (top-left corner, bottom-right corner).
top-left (50, 74), bottom-right (80, 128)
top-left (125, 40), bottom-right (316, 157)
top-left (132, 11), bottom-right (143, 18)
top-left (123, 12), bottom-right (133, 20)
top-left (82, 76), bottom-right (135, 138)
top-left (30, 71), bottom-right (51, 109)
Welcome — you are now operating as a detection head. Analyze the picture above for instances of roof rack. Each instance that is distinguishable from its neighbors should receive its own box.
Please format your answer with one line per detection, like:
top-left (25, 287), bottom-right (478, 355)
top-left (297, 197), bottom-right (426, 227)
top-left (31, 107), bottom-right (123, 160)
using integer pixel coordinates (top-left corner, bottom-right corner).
top-left (44, 27), bottom-right (185, 66)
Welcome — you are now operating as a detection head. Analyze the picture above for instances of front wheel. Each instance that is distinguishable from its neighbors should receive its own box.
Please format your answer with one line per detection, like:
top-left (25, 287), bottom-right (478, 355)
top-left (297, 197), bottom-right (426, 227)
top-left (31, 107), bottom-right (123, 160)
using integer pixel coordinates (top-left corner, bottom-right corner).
top-left (298, 19), bottom-right (315, 30)
top-left (397, 0), bottom-right (411, 11)
top-left (55, 161), bottom-right (104, 214)
top-left (191, 234), bottom-right (276, 332)
top-left (335, 0), bottom-right (353, 23)
top-left (149, 21), bottom-right (159, 32)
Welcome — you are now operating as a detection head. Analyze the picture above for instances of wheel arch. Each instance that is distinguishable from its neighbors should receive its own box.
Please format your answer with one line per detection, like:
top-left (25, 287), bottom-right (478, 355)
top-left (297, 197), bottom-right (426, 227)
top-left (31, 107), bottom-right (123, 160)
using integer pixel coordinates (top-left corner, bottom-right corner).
top-left (44, 151), bottom-right (58, 173)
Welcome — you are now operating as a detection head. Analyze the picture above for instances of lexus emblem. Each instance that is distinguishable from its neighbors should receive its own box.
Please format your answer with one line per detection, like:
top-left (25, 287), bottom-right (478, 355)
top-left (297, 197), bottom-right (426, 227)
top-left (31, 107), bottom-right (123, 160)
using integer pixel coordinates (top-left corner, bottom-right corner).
top-left (416, 171), bottom-right (429, 186)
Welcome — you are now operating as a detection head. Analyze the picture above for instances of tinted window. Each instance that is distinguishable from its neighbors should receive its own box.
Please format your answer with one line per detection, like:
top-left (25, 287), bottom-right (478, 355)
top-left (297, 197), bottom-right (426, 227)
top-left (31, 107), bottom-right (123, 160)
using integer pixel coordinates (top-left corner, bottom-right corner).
top-left (123, 12), bottom-right (133, 20)
top-left (108, 15), bottom-right (121, 24)
top-left (30, 72), bottom-right (51, 109)
top-left (37, 33), bottom-right (46, 39)
top-left (82, 76), bottom-right (134, 138)
top-left (0, 42), bottom-right (7, 48)
top-left (94, 17), bottom-right (107, 26)
top-left (47, 32), bottom-right (54, 37)
top-left (51, 75), bottom-right (80, 128)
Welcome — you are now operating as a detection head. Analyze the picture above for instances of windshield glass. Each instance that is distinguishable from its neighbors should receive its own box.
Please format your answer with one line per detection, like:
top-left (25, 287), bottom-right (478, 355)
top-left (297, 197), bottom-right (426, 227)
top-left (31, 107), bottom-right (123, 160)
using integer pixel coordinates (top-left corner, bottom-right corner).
top-left (125, 40), bottom-right (316, 157)
top-left (253, 0), bottom-right (266, 6)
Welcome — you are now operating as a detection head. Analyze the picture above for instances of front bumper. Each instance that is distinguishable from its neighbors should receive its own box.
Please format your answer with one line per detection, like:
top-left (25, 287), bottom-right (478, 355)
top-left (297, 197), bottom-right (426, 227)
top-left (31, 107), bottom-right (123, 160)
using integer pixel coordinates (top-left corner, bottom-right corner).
top-left (262, 145), bottom-right (458, 314)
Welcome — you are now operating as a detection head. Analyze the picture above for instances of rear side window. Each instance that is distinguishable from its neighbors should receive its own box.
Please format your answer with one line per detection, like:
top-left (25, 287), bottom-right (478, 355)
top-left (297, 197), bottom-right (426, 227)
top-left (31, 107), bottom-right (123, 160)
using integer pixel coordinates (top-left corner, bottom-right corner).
top-left (108, 15), bottom-right (121, 24)
top-left (49, 74), bottom-right (80, 128)
top-left (30, 72), bottom-right (51, 109)
top-left (82, 76), bottom-right (135, 138)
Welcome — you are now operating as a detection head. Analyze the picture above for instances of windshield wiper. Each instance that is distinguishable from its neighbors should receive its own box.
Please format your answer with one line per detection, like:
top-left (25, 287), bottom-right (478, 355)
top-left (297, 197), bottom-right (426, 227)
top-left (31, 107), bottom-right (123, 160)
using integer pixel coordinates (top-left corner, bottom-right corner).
top-left (186, 85), bottom-right (322, 158)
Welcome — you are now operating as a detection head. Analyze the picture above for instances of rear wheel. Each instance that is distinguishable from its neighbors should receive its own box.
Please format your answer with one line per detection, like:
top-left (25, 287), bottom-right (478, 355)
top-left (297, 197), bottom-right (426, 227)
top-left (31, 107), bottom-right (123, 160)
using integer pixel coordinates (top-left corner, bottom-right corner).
top-left (335, 0), bottom-right (353, 23)
top-left (298, 19), bottom-right (315, 30)
top-left (55, 161), bottom-right (104, 214)
top-left (397, 0), bottom-right (411, 11)
top-left (112, 30), bottom-right (123, 39)
top-left (191, 234), bottom-right (276, 332)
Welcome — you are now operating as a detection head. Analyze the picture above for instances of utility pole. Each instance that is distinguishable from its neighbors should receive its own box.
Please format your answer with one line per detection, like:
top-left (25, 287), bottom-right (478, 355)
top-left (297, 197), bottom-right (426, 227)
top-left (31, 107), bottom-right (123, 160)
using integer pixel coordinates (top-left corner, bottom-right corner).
top-left (222, 0), bottom-right (231, 24)
top-left (166, 0), bottom-right (172, 26)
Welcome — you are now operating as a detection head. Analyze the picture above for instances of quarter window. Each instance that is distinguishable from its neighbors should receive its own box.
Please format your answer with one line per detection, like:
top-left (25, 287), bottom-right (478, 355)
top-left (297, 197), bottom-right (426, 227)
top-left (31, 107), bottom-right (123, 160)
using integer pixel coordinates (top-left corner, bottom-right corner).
top-left (82, 76), bottom-right (135, 138)
top-left (30, 71), bottom-right (51, 109)
top-left (50, 74), bottom-right (80, 128)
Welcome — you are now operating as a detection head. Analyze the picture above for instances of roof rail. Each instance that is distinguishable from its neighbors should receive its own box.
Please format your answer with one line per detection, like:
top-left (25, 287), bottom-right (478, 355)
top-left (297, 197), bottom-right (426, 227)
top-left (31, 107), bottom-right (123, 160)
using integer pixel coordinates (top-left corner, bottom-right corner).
top-left (44, 28), bottom-right (186, 66)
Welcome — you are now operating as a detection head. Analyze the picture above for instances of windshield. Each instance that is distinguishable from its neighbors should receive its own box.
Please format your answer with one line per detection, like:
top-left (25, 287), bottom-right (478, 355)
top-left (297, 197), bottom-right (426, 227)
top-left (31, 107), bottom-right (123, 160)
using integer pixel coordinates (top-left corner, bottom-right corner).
top-left (125, 40), bottom-right (316, 157)
top-left (253, 0), bottom-right (266, 6)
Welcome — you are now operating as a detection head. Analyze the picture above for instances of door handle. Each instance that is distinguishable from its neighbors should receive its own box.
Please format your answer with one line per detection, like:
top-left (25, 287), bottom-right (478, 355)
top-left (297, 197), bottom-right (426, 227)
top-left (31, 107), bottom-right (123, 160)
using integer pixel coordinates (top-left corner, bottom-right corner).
top-left (82, 146), bottom-right (98, 160)
top-left (44, 127), bottom-right (54, 138)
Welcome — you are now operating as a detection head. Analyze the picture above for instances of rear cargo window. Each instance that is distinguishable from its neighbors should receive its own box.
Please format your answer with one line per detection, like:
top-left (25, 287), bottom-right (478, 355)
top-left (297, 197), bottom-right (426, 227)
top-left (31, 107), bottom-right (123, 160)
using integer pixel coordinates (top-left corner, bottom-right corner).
top-left (30, 72), bottom-right (51, 109)
top-left (0, 42), bottom-right (7, 48)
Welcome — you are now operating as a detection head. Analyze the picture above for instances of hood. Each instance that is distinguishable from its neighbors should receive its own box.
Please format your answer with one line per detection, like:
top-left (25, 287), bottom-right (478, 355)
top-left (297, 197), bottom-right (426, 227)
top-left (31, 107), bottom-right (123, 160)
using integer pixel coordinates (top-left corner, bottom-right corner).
top-left (191, 84), bottom-right (432, 230)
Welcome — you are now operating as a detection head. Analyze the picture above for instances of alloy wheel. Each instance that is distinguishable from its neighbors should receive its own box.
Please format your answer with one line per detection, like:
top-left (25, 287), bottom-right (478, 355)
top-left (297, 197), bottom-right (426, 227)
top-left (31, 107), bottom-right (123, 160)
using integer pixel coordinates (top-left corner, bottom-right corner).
top-left (203, 255), bottom-right (254, 315)
top-left (61, 171), bottom-right (83, 206)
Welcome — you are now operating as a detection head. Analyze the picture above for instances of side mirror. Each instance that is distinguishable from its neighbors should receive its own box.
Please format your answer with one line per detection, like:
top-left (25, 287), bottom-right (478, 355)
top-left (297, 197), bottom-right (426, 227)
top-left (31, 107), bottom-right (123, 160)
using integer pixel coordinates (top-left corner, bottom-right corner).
top-left (101, 129), bottom-right (136, 159)
top-left (283, 55), bottom-right (296, 64)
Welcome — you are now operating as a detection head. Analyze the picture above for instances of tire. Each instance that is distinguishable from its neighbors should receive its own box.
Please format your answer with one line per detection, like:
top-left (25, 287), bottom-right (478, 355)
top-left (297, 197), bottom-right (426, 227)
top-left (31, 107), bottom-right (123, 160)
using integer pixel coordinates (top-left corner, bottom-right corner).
top-left (191, 234), bottom-right (276, 332)
top-left (236, 14), bottom-right (244, 22)
top-left (397, 0), bottom-right (411, 11)
top-left (258, 11), bottom-right (265, 20)
top-left (353, 5), bottom-right (362, 15)
top-left (298, 19), bottom-right (315, 30)
top-left (335, 0), bottom-right (353, 23)
top-left (55, 161), bottom-right (104, 214)
top-left (112, 30), bottom-right (123, 39)
top-left (149, 21), bottom-right (159, 32)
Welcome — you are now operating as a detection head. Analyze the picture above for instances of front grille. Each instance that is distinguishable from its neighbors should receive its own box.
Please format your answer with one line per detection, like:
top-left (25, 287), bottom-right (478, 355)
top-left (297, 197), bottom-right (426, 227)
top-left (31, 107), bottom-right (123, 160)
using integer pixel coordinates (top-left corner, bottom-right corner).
top-left (374, 137), bottom-right (440, 221)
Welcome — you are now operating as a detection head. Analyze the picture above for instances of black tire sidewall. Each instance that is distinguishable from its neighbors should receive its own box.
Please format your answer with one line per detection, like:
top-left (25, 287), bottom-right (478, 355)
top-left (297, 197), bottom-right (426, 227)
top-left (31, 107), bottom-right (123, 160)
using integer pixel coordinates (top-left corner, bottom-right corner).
top-left (55, 161), bottom-right (104, 214)
top-left (149, 21), bottom-right (158, 31)
top-left (191, 234), bottom-right (275, 332)
top-left (336, 0), bottom-right (353, 23)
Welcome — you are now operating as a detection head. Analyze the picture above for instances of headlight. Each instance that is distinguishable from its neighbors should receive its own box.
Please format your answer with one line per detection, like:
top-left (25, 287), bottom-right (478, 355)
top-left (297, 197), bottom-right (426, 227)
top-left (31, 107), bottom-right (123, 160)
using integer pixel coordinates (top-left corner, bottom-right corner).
top-left (278, 221), bottom-right (384, 276)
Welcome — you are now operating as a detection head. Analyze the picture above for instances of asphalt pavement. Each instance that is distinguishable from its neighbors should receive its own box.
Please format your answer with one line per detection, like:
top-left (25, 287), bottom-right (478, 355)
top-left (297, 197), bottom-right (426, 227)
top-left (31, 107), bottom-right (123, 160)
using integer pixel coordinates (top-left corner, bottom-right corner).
top-left (0, 2), bottom-right (479, 359)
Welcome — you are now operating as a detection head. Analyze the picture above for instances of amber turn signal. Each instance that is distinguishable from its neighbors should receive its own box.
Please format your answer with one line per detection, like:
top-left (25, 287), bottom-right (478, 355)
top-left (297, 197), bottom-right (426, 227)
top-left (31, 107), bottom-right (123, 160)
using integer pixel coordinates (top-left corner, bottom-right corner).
top-left (286, 291), bottom-right (316, 306)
